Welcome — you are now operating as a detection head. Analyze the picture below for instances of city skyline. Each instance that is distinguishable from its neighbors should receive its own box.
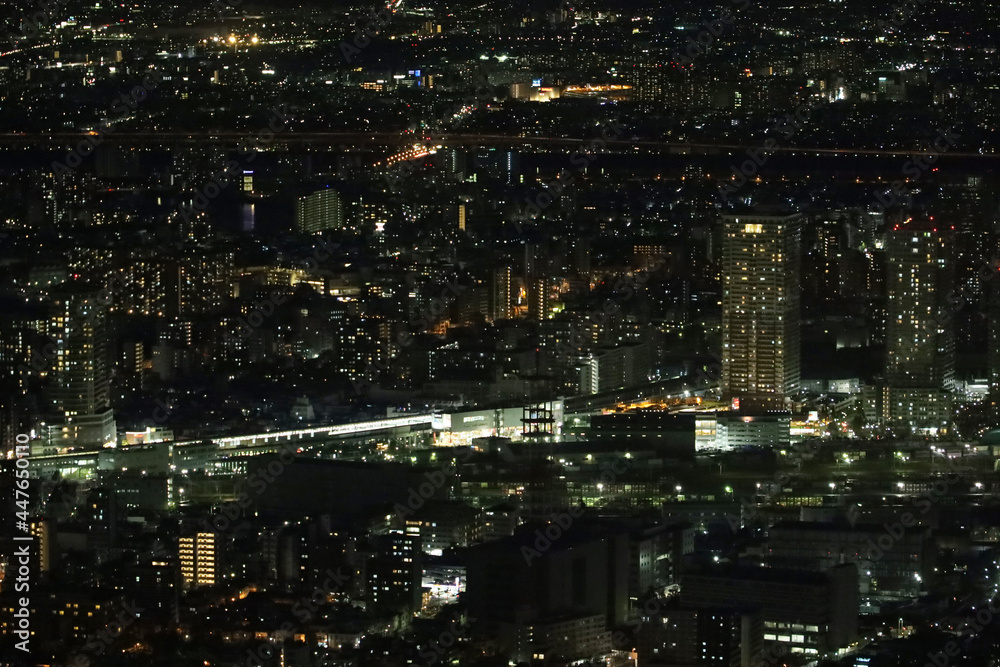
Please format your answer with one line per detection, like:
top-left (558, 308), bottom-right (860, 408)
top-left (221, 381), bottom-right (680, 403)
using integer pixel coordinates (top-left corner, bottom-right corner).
top-left (2, 1), bottom-right (1000, 666)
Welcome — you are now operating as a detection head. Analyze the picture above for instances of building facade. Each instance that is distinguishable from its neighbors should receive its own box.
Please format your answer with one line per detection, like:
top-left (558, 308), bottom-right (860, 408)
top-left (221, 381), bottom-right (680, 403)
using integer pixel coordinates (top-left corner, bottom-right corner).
top-left (179, 531), bottom-right (218, 589)
top-left (721, 213), bottom-right (802, 411)
top-left (876, 219), bottom-right (955, 433)
top-left (682, 564), bottom-right (858, 657)
top-left (296, 188), bottom-right (344, 234)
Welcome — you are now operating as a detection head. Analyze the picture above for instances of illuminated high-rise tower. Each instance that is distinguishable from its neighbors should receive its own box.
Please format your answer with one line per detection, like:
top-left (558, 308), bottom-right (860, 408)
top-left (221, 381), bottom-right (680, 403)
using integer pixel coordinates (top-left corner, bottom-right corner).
top-left (990, 270), bottom-right (1000, 426)
top-left (866, 218), bottom-right (955, 434)
top-left (42, 285), bottom-right (116, 449)
top-left (885, 219), bottom-right (954, 390)
top-left (296, 188), bottom-right (344, 234)
top-left (491, 266), bottom-right (514, 322)
top-left (721, 213), bottom-right (802, 411)
top-left (179, 532), bottom-right (218, 589)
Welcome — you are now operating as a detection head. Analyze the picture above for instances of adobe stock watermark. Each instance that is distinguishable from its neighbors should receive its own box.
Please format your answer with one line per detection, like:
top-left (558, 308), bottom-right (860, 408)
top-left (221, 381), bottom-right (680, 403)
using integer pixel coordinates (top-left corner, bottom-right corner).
top-left (554, 255), bottom-right (670, 361)
top-left (51, 70), bottom-right (163, 177)
top-left (137, 398), bottom-right (173, 432)
top-left (178, 106), bottom-right (290, 223)
top-left (672, 0), bottom-right (750, 65)
top-left (224, 238), bottom-right (340, 346)
top-left (719, 85), bottom-right (824, 202)
top-left (721, 439), bottom-right (823, 533)
top-left (201, 447), bottom-right (297, 533)
top-left (419, 615), bottom-right (477, 665)
top-left (518, 120), bottom-right (624, 233)
top-left (446, 69), bottom-right (494, 131)
top-left (864, 451), bottom-right (976, 562)
top-left (18, 275), bottom-right (129, 377)
top-left (917, 253), bottom-right (997, 338)
top-left (521, 453), bottom-right (633, 565)
top-left (393, 448), bottom-right (474, 523)
top-left (877, 0), bottom-right (929, 32)
top-left (693, 349), bottom-right (724, 388)
top-left (529, 0), bottom-right (573, 25)
top-left (519, 504), bottom-right (586, 566)
top-left (210, 0), bottom-right (244, 17)
top-left (383, 69), bottom-right (493, 191)
top-left (16, 0), bottom-right (70, 38)
top-left (340, 4), bottom-right (397, 63)
top-left (37, 476), bottom-right (80, 518)
top-left (589, 594), bottom-right (788, 666)
top-left (921, 598), bottom-right (1000, 667)
top-left (350, 275), bottom-right (470, 394)
top-left (291, 567), bottom-right (350, 623)
top-left (65, 600), bottom-right (145, 667)
top-left (227, 292), bottom-right (288, 342)
top-left (236, 567), bottom-right (352, 667)
top-left (383, 147), bottom-right (438, 192)
top-left (867, 127), bottom-right (961, 216)
top-left (12, 432), bottom-right (33, 654)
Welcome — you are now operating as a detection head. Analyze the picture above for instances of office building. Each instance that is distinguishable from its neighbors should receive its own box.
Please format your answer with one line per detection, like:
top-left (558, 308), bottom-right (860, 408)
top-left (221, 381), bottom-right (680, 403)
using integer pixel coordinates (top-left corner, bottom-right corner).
top-left (580, 342), bottom-right (657, 395)
top-left (466, 523), bottom-right (630, 639)
top-left (131, 560), bottom-right (180, 622)
top-left (701, 413), bottom-right (792, 451)
top-left (2, 588), bottom-right (128, 648)
top-left (991, 267), bottom-right (1000, 426)
top-left (636, 606), bottom-right (764, 667)
top-left (625, 520), bottom-right (695, 593)
top-left (768, 521), bottom-right (932, 598)
top-left (872, 218), bottom-right (954, 433)
top-left (42, 285), bottom-right (116, 450)
top-left (366, 531), bottom-right (421, 614)
top-left (179, 532), bottom-right (218, 589)
top-left (587, 411), bottom-right (696, 457)
top-left (721, 213), bottom-right (802, 411)
top-left (403, 501), bottom-right (481, 555)
top-left (297, 188), bottom-right (344, 234)
top-left (481, 502), bottom-right (520, 542)
top-left (682, 564), bottom-right (858, 657)
top-left (502, 613), bottom-right (612, 665)
top-left (492, 266), bottom-right (514, 321)
top-left (885, 219), bottom-right (954, 389)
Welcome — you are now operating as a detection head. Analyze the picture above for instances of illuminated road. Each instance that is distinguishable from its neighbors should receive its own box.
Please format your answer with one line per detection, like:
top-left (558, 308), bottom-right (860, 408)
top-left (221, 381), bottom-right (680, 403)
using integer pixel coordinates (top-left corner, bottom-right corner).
top-left (1, 131), bottom-right (996, 158)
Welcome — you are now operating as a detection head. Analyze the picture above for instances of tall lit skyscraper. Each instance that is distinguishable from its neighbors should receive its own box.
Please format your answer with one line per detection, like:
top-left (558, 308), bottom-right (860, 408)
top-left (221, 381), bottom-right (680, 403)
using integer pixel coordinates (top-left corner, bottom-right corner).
top-left (296, 188), bottom-right (344, 234)
top-left (492, 266), bottom-right (513, 322)
top-left (990, 270), bottom-right (1000, 426)
top-left (934, 179), bottom-right (987, 301)
top-left (721, 212), bottom-right (801, 411)
top-left (868, 218), bottom-right (954, 434)
top-left (42, 285), bottom-right (116, 449)
top-left (885, 219), bottom-right (954, 390)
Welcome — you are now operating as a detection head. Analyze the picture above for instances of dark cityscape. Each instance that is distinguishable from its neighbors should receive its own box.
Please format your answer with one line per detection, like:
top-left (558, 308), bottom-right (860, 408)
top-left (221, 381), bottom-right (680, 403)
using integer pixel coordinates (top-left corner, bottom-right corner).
top-left (1, 0), bottom-right (1000, 665)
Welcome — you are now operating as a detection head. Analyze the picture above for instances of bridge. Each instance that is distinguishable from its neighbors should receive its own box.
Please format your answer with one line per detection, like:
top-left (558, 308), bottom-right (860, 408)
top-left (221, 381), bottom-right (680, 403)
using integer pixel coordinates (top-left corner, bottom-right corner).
top-left (1, 131), bottom-right (996, 159)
